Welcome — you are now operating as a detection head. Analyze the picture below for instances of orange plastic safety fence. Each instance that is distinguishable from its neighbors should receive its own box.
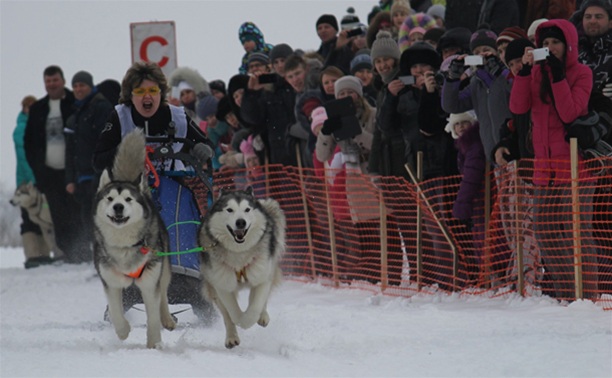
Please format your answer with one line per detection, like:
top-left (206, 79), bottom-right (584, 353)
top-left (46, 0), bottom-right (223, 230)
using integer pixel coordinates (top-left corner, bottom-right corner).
top-left (202, 160), bottom-right (612, 309)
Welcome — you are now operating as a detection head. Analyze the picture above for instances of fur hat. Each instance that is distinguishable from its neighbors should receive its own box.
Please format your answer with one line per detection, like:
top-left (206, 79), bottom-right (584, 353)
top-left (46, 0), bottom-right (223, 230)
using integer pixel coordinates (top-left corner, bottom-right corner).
top-left (334, 75), bottom-right (363, 98)
top-left (445, 112), bottom-right (477, 139)
top-left (423, 27), bottom-right (445, 44)
top-left (341, 7), bottom-right (360, 30)
top-left (72, 70), bottom-right (94, 88)
top-left (504, 38), bottom-right (535, 64)
top-left (247, 51), bottom-right (270, 66)
top-left (227, 74), bottom-right (249, 97)
top-left (350, 50), bottom-right (373, 74)
top-left (269, 43), bottom-right (294, 62)
top-left (316, 14), bottom-right (339, 31)
top-left (196, 95), bottom-right (219, 121)
top-left (371, 30), bottom-right (401, 61)
top-left (310, 106), bottom-right (328, 135)
top-left (469, 29), bottom-right (498, 52)
top-left (399, 41), bottom-right (441, 74)
top-left (527, 18), bottom-right (548, 39)
top-left (391, 0), bottom-right (411, 16)
top-left (426, 4), bottom-right (445, 20)
top-left (398, 13), bottom-right (438, 52)
top-left (496, 26), bottom-right (528, 46)
top-left (537, 25), bottom-right (566, 47)
top-left (168, 67), bottom-right (210, 95)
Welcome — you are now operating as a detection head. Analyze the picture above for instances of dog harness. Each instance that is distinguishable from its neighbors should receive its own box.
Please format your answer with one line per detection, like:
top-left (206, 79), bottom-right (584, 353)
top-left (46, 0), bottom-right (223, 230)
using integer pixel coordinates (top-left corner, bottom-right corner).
top-left (126, 246), bottom-right (151, 279)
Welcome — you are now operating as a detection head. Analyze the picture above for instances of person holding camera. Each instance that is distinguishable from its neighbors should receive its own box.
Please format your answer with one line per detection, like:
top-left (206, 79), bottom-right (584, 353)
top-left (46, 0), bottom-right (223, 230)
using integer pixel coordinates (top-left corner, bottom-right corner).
top-left (441, 28), bottom-right (513, 162)
top-left (509, 19), bottom-right (598, 301)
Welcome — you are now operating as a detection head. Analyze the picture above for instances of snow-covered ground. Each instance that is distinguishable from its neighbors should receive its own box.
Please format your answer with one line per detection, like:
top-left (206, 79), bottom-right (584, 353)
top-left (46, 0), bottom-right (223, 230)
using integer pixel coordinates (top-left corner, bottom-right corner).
top-left (1, 247), bottom-right (610, 378)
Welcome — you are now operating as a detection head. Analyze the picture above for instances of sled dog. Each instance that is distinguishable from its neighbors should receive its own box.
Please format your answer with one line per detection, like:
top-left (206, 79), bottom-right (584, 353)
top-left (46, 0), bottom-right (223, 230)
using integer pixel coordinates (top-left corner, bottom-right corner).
top-left (93, 130), bottom-right (176, 348)
top-left (199, 187), bottom-right (285, 348)
top-left (10, 183), bottom-right (64, 259)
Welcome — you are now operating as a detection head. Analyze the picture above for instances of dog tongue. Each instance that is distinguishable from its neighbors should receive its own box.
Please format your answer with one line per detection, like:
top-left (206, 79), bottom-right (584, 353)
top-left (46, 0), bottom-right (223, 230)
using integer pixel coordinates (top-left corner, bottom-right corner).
top-left (234, 229), bottom-right (246, 239)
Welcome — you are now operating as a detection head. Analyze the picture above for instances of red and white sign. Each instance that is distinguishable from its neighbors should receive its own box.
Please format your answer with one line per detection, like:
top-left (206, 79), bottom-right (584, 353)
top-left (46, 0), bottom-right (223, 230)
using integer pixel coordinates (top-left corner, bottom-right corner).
top-left (130, 21), bottom-right (177, 77)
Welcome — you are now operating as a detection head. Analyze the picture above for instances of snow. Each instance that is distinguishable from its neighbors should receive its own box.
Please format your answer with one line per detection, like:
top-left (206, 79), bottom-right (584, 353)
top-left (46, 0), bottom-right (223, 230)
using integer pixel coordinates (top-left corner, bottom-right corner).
top-left (1, 247), bottom-right (611, 378)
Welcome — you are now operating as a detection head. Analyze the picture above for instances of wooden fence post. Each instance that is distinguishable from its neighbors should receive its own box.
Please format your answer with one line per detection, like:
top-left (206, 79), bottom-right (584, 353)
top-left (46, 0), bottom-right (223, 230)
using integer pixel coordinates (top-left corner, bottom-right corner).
top-left (570, 138), bottom-right (583, 300)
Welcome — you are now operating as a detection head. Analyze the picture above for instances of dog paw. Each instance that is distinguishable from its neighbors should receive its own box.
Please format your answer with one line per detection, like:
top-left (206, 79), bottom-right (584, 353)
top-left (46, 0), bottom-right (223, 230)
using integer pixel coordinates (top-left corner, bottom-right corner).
top-left (114, 321), bottom-right (131, 340)
top-left (147, 339), bottom-right (162, 349)
top-left (257, 310), bottom-right (270, 327)
top-left (238, 311), bottom-right (259, 329)
top-left (225, 336), bottom-right (240, 349)
top-left (162, 315), bottom-right (176, 331)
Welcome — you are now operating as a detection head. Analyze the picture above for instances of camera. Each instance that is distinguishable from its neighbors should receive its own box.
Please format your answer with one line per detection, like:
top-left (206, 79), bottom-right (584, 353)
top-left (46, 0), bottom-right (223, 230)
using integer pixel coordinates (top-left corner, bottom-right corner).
top-left (531, 47), bottom-right (550, 62)
top-left (346, 26), bottom-right (366, 38)
top-left (464, 55), bottom-right (484, 66)
top-left (434, 71), bottom-right (446, 87)
top-left (258, 73), bottom-right (278, 84)
top-left (398, 76), bottom-right (416, 85)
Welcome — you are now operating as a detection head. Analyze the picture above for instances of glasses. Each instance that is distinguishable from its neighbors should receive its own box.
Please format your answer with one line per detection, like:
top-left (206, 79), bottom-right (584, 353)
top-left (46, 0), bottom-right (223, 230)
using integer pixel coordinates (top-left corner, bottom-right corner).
top-left (131, 86), bottom-right (161, 96)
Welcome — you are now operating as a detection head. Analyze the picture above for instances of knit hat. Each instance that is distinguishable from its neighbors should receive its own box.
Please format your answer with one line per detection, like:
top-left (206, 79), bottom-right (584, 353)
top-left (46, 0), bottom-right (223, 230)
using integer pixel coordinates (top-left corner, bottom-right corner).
top-left (504, 38), bottom-right (535, 64)
top-left (409, 27), bottom-right (426, 38)
top-left (316, 14), bottom-right (339, 31)
top-left (196, 95), bottom-right (219, 120)
top-left (398, 13), bottom-right (438, 52)
top-left (334, 75), bottom-right (363, 98)
top-left (215, 96), bottom-right (233, 120)
top-left (371, 30), bottom-right (401, 61)
top-left (391, 0), bottom-right (411, 16)
top-left (177, 81), bottom-right (194, 93)
top-left (209, 79), bottom-right (226, 95)
top-left (437, 27), bottom-right (472, 54)
top-left (310, 106), bottom-right (328, 135)
top-left (527, 18), bottom-right (548, 39)
top-left (537, 25), bottom-right (566, 47)
top-left (445, 112), bottom-right (477, 139)
top-left (247, 51), bottom-right (270, 66)
top-left (72, 70), bottom-right (94, 88)
top-left (423, 28), bottom-right (445, 44)
top-left (240, 135), bottom-right (257, 161)
top-left (426, 4), bottom-right (445, 20)
top-left (269, 43), bottom-right (294, 62)
top-left (496, 26), bottom-right (528, 46)
top-left (341, 7), bottom-right (360, 30)
top-left (350, 49), bottom-right (373, 74)
top-left (399, 41), bottom-right (441, 75)
top-left (469, 29), bottom-right (498, 52)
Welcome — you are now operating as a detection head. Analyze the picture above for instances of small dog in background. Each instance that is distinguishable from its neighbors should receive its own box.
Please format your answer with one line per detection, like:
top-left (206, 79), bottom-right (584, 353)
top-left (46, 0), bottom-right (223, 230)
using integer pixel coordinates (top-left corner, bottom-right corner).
top-left (199, 187), bottom-right (286, 348)
top-left (10, 182), bottom-right (64, 266)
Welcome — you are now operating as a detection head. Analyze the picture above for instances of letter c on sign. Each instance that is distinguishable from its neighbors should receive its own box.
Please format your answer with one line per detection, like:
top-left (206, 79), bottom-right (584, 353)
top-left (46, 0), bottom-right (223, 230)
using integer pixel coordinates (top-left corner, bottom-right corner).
top-left (139, 36), bottom-right (169, 67)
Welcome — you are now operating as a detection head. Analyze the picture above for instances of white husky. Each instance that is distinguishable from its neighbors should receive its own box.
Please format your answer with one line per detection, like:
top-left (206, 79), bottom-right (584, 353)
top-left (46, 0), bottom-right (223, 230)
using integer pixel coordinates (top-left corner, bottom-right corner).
top-left (93, 130), bottom-right (176, 349)
top-left (199, 187), bottom-right (285, 348)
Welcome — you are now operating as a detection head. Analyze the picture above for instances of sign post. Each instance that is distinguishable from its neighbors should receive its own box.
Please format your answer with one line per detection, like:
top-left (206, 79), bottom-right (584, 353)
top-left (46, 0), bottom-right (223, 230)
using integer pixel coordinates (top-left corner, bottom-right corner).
top-left (130, 21), bottom-right (177, 77)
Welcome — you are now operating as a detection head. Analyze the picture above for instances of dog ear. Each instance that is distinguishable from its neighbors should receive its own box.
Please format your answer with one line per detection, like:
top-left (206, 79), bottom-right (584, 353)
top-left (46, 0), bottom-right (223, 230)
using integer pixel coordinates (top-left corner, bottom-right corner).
top-left (135, 173), bottom-right (148, 192)
top-left (98, 169), bottom-right (111, 190)
top-left (244, 186), bottom-right (254, 197)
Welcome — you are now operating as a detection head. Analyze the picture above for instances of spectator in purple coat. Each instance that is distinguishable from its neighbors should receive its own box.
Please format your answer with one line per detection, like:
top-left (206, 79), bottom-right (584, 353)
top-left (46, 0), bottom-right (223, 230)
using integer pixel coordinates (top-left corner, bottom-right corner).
top-left (446, 112), bottom-right (486, 271)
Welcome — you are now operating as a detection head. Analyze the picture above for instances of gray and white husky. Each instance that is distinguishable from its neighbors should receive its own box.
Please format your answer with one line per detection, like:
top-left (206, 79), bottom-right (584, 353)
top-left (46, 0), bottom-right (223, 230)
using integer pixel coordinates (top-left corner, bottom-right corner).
top-left (199, 187), bottom-right (285, 348)
top-left (93, 130), bottom-right (176, 349)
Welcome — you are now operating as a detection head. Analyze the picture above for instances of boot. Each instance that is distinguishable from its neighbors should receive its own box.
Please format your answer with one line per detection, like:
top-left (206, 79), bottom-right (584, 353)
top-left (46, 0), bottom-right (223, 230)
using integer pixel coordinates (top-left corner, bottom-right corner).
top-left (22, 232), bottom-right (53, 269)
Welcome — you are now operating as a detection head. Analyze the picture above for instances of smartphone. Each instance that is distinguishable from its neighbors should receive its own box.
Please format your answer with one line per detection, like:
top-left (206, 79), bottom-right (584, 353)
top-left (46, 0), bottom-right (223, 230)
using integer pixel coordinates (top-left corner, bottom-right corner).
top-left (258, 74), bottom-right (278, 84)
top-left (346, 27), bottom-right (365, 38)
top-left (464, 55), bottom-right (484, 66)
top-left (531, 47), bottom-right (550, 62)
top-left (398, 76), bottom-right (415, 85)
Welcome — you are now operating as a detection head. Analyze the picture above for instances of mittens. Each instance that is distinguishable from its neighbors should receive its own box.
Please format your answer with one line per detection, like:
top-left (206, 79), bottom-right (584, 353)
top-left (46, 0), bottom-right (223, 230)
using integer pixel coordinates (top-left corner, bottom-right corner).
top-left (447, 58), bottom-right (466, 81)
top-left (546, 54), bottom-right (565, 82)
top-left (191, 142), bottom-right (214, 163)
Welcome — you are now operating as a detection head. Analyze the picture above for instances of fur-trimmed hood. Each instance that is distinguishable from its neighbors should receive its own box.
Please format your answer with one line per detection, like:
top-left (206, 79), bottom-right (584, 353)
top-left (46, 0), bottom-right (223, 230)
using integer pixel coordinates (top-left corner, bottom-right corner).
top-left (168, 67), bottom-right (210, 96)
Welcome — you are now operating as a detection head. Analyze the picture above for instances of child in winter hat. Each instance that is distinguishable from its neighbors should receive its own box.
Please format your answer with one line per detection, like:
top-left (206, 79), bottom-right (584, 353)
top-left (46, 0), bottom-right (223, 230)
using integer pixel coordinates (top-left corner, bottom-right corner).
top-left (240, 135), bottom-right (260, 169)
top-left (426, 4), bottom-right (445, 28)
top-left (350, 50), bottom-right (373, 75)
top-left (397, 13), bottom-right (438, 52)
top-left (445, 112), bottom-right (477, 139)
top-left (469, 29), bottom-right (498, 54)
top-left (196, 95), bottom-right (219, 124)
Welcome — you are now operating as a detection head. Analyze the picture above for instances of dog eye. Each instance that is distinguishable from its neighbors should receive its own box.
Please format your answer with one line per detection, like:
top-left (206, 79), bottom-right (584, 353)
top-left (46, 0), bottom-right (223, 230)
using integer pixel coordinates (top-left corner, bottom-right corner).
top-left (245, 208), bottom-right (251, 213)
top-left (226, 208), bottom-right (233, 213)
top-left (106, 196), bottom-right (113, 202)
top-left (125, 197), bottom-right (132, 202)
